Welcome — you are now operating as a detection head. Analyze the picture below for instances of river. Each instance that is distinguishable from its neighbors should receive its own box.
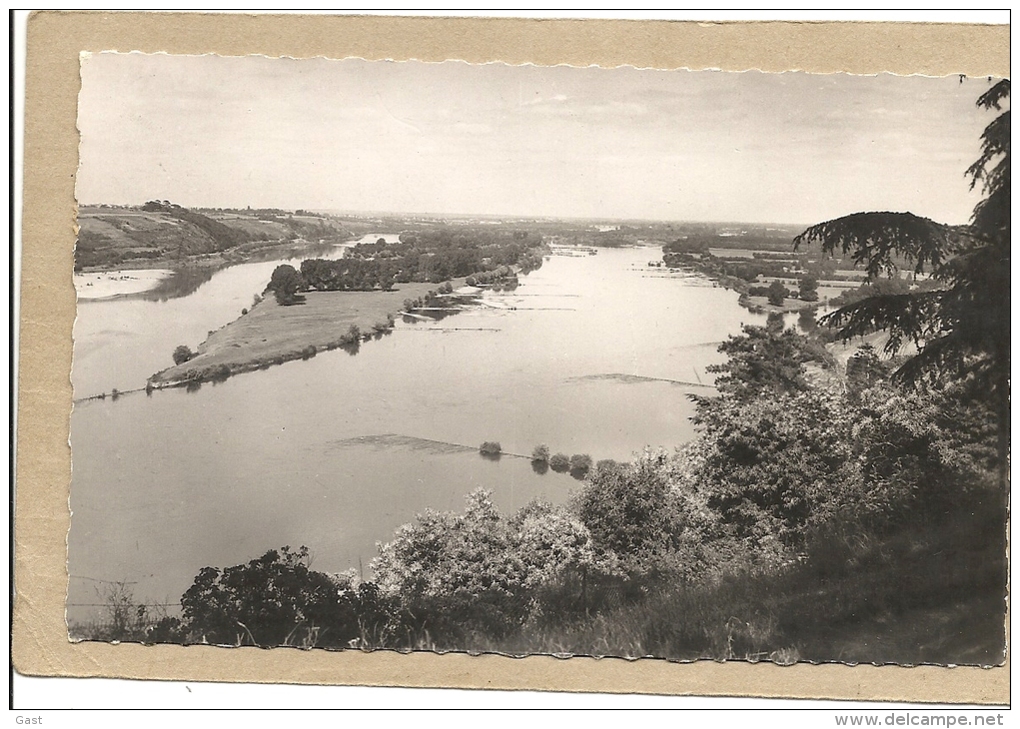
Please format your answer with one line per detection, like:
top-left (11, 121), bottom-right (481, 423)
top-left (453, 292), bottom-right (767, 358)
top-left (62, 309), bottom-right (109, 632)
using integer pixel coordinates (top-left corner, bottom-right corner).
top-left (67, 243), bottom-right (771, 623)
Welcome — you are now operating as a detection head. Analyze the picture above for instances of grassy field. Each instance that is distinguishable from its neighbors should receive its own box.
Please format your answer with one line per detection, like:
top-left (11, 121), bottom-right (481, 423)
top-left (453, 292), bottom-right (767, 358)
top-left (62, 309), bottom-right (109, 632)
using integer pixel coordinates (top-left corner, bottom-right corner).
top-left (150, 281), bottom-right (464, 385)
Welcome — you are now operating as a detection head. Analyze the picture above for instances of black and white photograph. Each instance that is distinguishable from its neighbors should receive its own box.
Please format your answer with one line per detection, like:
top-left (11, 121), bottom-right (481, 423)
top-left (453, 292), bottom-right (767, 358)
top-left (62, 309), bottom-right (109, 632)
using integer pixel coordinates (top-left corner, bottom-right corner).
top-left (66, 50), bottom-right (1009, 669)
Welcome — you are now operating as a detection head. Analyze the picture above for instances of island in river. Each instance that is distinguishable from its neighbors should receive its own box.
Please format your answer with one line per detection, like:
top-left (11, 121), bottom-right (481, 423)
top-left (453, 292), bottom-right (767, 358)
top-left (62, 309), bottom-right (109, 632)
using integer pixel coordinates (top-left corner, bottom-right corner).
top-left (149, 280), bottom-right (470, 386)
top-left (147, 222), bottom-right (551, 386)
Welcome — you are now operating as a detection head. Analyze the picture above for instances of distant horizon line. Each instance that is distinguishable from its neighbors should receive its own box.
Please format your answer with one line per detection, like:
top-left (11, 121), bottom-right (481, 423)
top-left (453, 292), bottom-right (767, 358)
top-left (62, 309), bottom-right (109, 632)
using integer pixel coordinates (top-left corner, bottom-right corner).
top-left (76, 201), bottom-right (816, 230)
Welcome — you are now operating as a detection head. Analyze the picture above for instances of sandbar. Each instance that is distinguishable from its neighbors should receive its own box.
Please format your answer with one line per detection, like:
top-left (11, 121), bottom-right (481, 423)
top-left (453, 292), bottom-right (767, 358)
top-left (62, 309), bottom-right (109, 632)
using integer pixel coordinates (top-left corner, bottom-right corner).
top-left (74, 269), bottom-right (173, 300)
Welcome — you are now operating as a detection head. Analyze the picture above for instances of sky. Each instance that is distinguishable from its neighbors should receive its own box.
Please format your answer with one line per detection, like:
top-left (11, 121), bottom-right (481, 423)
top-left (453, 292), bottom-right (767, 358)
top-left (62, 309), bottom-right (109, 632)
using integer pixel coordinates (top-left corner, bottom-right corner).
top-left (76, 52), bottom-right (1001, 226)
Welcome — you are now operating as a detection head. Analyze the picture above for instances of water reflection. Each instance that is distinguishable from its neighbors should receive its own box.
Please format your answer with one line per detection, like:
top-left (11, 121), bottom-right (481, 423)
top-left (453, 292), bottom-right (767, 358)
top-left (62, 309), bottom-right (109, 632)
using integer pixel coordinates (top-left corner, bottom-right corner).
top-left (421, 308), bottom-right (460, 322)
top-left (798, 307), bottom-right (818, 334)
top-left (766, 311), bottom-right (786, 330)
top-left (530, 460), bottom-right (549, 476)
top-left (139, 266), bottom-right (218, 301)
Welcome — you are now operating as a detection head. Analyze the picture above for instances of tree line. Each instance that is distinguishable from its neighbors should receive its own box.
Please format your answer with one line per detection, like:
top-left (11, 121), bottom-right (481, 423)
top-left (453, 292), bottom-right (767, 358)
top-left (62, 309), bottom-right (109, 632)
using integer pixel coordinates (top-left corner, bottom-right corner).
top-left (264, 227), bottom-right (546, 303)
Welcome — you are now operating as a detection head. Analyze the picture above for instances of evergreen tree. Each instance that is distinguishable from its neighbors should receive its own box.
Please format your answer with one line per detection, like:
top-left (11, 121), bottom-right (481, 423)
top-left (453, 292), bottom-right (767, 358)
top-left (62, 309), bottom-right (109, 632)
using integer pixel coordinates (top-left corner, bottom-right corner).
top-left (794, 80), bottom-right (1010, 484)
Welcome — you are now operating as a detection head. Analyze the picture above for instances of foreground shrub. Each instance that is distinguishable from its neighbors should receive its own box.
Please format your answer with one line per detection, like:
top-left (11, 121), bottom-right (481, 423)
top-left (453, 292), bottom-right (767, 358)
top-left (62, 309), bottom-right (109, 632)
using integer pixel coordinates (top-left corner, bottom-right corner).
top-left (573, 453), bottom-right (694, 577)
top-left (372, 491), bottom-right (598, 643)
top-left (181, 546), bottom-right (366, 648)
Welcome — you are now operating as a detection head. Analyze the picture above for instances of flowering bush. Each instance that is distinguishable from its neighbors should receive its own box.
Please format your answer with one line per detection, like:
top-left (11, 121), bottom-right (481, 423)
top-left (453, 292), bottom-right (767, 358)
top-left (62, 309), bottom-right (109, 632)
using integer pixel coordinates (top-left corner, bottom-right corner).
top-left (372, 489), bottom-right (598, 641)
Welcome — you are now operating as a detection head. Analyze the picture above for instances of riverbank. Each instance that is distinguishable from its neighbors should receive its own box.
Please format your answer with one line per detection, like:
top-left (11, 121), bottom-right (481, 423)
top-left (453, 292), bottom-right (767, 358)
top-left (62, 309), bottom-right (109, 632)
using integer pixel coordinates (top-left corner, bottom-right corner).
top-left (149, 279), bottom-right (467, 386)
top-left (76, 235), bottom-right (352, 276)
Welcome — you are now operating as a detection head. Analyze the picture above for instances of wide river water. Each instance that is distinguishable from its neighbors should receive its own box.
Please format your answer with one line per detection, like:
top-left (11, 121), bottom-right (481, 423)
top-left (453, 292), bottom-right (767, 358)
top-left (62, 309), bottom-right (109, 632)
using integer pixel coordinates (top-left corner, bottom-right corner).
top-left (68, 242), bottom-right (772, 622)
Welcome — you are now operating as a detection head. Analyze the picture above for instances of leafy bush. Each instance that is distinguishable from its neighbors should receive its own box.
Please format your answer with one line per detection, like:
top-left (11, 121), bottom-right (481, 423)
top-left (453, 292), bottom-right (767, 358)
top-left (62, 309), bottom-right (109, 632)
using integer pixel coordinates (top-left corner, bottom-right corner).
top-left (181, 546), bottom-right (363, 648)
top-left (372, 491), bottom-right (596, 642)
top-left (479, 441), bottom-right (502, 457)
top-left (572, 453), bottom-right (689, 573)
top-left (549, 453), bottom-right (570, 472)
top-left (531, 444), bottom-right (550, 464)
top-left (569, 454), bottom-right (593, 478)
top-left (339, 324), bottom-right (361, 346)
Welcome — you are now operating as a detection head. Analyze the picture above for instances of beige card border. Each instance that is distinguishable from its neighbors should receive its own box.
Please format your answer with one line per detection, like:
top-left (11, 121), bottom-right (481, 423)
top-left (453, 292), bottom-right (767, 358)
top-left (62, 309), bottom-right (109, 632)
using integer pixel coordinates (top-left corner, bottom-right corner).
top-left (14, 11), bottom-right (1011, 703)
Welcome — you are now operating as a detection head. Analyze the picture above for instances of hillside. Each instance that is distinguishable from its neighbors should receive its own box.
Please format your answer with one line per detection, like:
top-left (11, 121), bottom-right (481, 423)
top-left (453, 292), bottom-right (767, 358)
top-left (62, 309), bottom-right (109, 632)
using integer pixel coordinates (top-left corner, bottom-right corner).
top-left (75, 203), bottom-right (350, 270)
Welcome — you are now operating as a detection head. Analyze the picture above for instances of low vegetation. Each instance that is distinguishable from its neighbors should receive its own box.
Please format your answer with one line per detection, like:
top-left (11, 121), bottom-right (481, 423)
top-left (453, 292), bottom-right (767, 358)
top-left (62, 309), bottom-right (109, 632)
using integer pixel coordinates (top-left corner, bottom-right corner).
top-left (479, 441), bottom-right (502, 458)
top-left (548, 453), bottom-right (570, 473)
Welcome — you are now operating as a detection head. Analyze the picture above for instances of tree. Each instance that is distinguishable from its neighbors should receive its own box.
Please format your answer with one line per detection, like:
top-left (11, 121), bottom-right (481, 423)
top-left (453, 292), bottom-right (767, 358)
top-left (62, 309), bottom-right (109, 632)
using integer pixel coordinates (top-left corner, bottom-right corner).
top-left (531, 444), bottom-right (550, 464)
top-left (266, 264), bottom-right (305, 306)
top-left (766, 280), bottom-right (787, 306)
top-left (793, 79), bottom-right (1010, 484)
top-left (479, 441), bottom-right (502, 458)
top-left (705, 321), bottom-right (825, 401)
top-left (172, 344), bottom-right (194, 365)
top-left (569, 453), bottom-right (593, 479)
top-left (549, 453), bottom-right (571, 472)
top-left (693, 390), bottom-right (853, 549)
top-left (798, 275), bottom-right (819, 302)
top-left (571, 454), bottom-right (687, 574)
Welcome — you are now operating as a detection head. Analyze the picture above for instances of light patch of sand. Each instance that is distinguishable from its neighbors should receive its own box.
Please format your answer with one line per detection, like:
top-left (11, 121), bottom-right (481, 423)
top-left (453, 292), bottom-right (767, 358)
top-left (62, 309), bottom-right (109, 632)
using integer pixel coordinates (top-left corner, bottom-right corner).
top-left (75, 269), bottom-right (172, 299)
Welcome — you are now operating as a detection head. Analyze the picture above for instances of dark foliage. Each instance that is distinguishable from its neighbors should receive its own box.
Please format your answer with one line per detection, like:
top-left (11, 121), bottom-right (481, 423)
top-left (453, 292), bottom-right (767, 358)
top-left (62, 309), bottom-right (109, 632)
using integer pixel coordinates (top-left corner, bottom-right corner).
top-left (792, 81), bottom-right (1010, 484)
top-left (569, 453), bottom-right (593, 479)
top-left (704, 321), bottom-right (825, 400)
top-left (172, 344), bottom-right (194, 366)
top-left (549, 453), bottom-right (571, 472)
top-left (180, 546), bottom-right (376, 648)
top-left (297, 228), bottom-right (544, 292)
top-left (766, 280), bottom-right (788, 306)
top-left (798, 275), bottom-right (819, 301)
top-left (479, 441), bottom-right (502, 457)
top-left (573, 456), bottom-right (685, 567)
top-left (266, 264), bottom-right (306, 305)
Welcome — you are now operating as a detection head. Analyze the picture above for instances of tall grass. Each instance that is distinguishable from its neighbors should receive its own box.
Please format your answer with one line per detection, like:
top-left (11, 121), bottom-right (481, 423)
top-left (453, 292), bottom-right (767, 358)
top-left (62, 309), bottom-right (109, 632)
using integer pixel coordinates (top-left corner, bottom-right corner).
top-left (468, 493), bottom-right (1006, 666)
